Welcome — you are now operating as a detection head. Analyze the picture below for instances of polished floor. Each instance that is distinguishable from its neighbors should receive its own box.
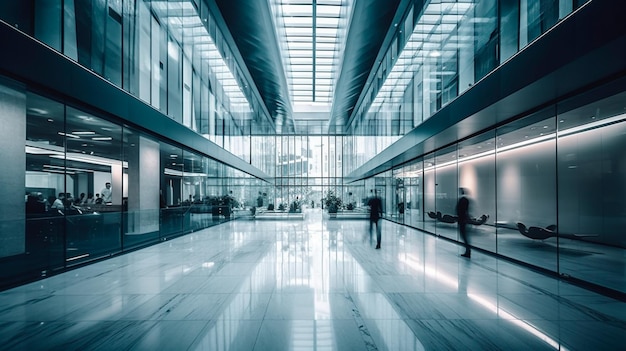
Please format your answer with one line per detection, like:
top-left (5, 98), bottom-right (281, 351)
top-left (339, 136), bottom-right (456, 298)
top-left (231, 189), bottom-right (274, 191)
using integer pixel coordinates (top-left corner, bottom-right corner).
top-left (1, 209), bottom-right (625, 350)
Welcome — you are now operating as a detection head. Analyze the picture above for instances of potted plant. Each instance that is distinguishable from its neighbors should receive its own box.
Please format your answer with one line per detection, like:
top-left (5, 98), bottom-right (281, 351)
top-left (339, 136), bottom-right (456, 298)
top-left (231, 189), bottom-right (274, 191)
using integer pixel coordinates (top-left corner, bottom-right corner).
top-left (323, 190), bottom-right (342, 215)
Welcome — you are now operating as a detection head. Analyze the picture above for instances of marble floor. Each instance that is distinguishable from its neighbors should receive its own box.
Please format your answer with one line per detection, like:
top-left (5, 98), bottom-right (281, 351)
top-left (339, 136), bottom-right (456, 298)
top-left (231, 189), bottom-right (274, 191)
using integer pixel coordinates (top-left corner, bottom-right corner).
top-left (1, 209), bottom-right (625, 350)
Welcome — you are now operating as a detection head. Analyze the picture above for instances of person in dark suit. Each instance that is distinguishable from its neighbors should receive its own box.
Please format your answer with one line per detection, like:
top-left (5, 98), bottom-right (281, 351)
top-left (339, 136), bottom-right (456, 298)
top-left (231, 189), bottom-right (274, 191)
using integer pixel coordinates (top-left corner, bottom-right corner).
top-left (456, 187), bottom-right (471, 258)
top-left (368, 190), bottom-right (383, 249)
top-left (26, 192), bottom-right (46, 214)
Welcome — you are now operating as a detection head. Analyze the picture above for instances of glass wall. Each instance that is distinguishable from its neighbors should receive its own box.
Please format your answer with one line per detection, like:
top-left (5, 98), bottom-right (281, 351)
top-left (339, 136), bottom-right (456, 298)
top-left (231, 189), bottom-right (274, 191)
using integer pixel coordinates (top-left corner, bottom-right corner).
top-left (0, 0), bottom-right (273, 173)
top-left (556, 91), bottom-right (626, 293)
top-left (458, 132), bottom-right (496, 254)
top-left (268, 135), bottom-right (347, 213)
top-left (2, 82), bottom-right (264, 290)
top-left (378, 84), bottom-right (626, 295)
top-left (496, 109), bottom-right (557, 272)
top-left (345, 0), bottom-right (591, 174)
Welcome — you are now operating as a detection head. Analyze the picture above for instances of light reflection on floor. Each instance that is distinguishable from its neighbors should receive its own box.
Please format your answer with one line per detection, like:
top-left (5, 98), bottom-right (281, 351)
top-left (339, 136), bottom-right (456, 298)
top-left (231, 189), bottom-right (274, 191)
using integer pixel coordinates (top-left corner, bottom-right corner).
top-left (0, 208), bottom-right (624, 350)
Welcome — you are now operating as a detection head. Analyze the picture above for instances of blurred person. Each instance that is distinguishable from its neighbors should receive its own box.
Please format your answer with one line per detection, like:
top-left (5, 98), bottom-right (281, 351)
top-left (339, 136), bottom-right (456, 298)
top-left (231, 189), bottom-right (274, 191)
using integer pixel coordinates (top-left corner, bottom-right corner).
top-left (456, 187), bottom-right (472, 258)
top-left (368, 190), bottom-right (383, 249)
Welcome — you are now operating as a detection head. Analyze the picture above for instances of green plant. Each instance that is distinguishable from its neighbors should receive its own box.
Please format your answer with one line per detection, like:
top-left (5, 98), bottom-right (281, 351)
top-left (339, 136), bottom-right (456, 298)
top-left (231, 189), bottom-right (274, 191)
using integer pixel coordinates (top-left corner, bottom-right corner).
top-left (323, 190), bottom-right (342, 213)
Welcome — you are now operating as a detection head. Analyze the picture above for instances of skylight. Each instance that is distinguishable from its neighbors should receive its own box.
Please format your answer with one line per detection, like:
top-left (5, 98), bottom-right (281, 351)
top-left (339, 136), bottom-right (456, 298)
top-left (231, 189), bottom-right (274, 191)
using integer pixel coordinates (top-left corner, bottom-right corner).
top-left (270, 0), bottom-right (352, 107)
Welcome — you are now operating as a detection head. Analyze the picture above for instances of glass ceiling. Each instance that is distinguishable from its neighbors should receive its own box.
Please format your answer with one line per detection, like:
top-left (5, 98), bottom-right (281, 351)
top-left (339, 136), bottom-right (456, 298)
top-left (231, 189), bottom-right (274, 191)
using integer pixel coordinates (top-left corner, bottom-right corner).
top-left (270, 0), bottom-right (352, 108)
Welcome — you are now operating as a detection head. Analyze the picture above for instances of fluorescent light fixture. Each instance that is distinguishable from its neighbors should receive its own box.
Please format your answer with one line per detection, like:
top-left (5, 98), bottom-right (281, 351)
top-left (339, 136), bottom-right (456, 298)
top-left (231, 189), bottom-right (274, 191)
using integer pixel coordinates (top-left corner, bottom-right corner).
top-left (91, 137), bottom-right (113, 141)
top-left (58, 132), bottom-right (80, 139)
top-left (48, 153), bottom-right (128, 168)
top-left (44, 164), bottom-right (94, 173)
top-left (164, 168), bottom-right (208, 177)
top-left (71, 131), bottom-right (96, 135)
top-left (557, 113), bottom-right (626, 137)
top-left (497, 133), bottom-right (555, 152)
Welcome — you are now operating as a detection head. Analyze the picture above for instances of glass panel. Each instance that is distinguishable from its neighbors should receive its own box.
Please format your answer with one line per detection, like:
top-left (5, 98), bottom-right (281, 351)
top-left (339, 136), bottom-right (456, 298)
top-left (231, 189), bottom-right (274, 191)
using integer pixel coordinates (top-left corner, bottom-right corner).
top-left (64, 106), bottom-right (123, 265)
top-left (458, 131), bottom-right (496, 254)
top-left (433, 146), bottom-right (458, 240)
top-left (34, 0), bottom-right (62, 51)
top-left (496, 110), bottom-right (557, 272)
top-left (24, 92), bottom-right (65, 281)
top-left (160, 141), bottom-right (184, 238)
top-left (557, 91), bottom-right (626, 294)
top-left (423, 153), bottom-right (436, 234)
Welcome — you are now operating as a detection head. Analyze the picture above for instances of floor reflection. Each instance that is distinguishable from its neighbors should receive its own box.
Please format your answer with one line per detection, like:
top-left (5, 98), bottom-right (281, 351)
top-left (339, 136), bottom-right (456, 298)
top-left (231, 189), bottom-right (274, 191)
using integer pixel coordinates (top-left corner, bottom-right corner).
top-left (0, 208), bottom-right (624, 350)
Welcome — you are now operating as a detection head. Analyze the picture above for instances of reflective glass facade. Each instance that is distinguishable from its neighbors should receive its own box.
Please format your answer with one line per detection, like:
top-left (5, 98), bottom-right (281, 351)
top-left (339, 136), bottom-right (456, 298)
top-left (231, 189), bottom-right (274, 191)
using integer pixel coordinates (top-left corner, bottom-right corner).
top-left (379, 89), bottom-right (626, 293)
top-left (345, 0), bottom-right (590, 174)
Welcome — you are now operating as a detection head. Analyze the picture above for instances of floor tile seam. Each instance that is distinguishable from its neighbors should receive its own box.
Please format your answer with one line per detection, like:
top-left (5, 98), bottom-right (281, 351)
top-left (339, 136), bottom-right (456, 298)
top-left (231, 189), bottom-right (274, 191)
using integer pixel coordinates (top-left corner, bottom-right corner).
top-left (251, 286), bottom-right (277, 351)
top-left (341, 289), bottom-right (379, 351)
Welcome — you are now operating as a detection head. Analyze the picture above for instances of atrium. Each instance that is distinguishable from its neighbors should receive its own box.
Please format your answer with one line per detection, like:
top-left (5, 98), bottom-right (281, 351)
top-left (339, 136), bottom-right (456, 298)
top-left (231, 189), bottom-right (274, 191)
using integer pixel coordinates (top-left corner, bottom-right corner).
top-left (0, 0), bottom-right (625, 349)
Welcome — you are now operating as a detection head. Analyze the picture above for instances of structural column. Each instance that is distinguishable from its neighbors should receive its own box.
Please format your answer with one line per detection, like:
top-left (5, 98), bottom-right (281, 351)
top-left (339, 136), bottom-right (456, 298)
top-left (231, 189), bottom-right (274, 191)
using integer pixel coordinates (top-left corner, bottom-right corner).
top-left (0, 83), bottom-right (26, 257)
top-left (127, 134), bottom-right (160, 234)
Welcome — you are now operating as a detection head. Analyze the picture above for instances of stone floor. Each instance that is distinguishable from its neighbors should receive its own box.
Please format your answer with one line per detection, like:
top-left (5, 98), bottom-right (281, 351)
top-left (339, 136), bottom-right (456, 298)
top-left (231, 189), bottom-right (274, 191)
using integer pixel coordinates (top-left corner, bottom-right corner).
top-left (1, 209), bottom-right (625, 350)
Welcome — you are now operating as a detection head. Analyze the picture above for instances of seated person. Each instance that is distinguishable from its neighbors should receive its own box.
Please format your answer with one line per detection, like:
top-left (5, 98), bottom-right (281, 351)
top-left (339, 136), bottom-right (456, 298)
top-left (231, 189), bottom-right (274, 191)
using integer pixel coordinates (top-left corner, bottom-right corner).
top-left (51, 193), bottom-right (65, 209)
top-left (94, 193), bottom-right (103, 205)
top-left (25, 192), bottom-right (46, 213)
top-left (75, 192), bottom-right (86, 205)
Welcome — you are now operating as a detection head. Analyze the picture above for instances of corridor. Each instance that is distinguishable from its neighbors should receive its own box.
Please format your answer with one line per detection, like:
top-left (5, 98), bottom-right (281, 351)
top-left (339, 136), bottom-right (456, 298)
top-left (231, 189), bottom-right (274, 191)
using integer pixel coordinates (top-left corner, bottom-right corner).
top-left (1, 210), bottom-right (625, 350)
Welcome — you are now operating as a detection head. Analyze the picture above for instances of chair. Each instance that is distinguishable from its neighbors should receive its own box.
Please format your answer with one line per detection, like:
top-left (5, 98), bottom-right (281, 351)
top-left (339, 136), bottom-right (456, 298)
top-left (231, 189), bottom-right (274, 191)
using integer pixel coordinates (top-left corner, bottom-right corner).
top-left (469, 214), bottom-right (489, 225)
top-left (440, 213), bottom-right (458, 223)
top-left (516, 222), bottom-right (556, 240)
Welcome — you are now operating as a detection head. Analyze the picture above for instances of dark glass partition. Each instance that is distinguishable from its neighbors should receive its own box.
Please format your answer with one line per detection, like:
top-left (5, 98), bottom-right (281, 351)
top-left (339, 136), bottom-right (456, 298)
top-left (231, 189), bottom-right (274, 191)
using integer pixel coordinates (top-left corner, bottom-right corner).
top-left (64, 106), bottom-right (123, 265)
top-left (434, 146), bottom-right (458, 241)
top-left (495, 110), bottom-right (557, 272)
top-left (160, 141), bottom-right (185, 239)
top-left (24, 93), bottom-right (66, 279)
top-left (557, 91), bottom-right (626, 292)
